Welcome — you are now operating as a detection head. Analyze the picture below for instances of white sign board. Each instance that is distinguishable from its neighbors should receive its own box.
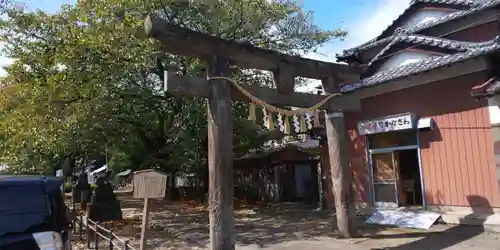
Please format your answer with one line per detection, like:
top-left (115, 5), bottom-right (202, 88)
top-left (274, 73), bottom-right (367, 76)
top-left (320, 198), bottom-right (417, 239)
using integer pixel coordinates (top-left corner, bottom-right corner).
top-left (357, 112), bottom-right (417, 136)
top-left (365, 210), bottom-right (403, 225)
top-left (396, 211), bottom-right (441, 229)
top-left (133, 169), bottom-right (168, 199)
top-left (365, 209), bottom-right (441, 229)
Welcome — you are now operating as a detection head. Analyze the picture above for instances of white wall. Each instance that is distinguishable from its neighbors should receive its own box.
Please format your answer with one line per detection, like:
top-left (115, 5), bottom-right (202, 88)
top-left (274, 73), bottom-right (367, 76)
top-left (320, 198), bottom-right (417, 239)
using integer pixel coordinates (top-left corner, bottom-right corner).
top-left (400, 9), bottom-right (453, 30)
top-left (488, 96), bottom-right (500, 125)
top-left (377, 51), bottom-right (434, 73)
top-left (487, 96), bottom-right (500, 190)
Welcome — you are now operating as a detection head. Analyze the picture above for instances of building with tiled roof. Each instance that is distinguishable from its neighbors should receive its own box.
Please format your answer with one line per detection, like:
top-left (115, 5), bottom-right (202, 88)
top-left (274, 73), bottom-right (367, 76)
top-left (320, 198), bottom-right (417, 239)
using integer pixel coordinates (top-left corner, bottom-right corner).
top-left (320, 0), bottom-right (500, 226)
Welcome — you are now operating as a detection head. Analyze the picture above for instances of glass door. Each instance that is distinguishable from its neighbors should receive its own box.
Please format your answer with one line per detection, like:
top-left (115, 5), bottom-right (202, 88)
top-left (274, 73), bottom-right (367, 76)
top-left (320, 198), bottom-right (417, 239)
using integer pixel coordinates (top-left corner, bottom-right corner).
top-left (371, 151), bottom-right (399, 208)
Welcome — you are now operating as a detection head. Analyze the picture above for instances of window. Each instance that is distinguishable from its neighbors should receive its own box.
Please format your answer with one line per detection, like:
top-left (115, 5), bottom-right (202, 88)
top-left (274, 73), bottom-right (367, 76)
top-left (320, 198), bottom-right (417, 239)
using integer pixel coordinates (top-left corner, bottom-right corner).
top-left (0, 184), bottom-right (48, 215)
top-left (0, 184), bottom-right (51, 235)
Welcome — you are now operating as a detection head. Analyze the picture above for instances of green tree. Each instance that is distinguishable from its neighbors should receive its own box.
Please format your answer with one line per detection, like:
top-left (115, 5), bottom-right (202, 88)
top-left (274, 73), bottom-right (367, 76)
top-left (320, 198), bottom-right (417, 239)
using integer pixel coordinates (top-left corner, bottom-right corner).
top-left (0, 0), bottom-right (346, 176)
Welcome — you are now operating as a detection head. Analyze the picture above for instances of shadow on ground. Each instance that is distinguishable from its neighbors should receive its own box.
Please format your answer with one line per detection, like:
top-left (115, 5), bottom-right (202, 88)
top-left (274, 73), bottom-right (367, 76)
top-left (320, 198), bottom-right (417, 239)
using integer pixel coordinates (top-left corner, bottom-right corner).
top-left (113, 193), bottom-right (385, 249)
top-left (367, 225), bottom-right (486, 250)
top-left (111, 193), bottom-right (499, 250)
top-left (365, 195), bottom-right (496, 250)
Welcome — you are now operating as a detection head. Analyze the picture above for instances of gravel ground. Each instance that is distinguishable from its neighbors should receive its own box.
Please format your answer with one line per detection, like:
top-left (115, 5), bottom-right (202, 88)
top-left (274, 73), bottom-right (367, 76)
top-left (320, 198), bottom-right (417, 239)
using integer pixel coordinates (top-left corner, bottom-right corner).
top-left (72, 193), bottom-right (500, 250)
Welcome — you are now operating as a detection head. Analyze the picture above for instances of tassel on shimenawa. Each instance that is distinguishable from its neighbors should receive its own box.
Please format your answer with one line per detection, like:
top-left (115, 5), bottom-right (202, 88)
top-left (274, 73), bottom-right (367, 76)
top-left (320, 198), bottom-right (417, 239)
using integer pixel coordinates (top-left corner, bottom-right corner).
top-left (248, 102), bottom-right (256, 122)
top-left (284, 115), bottom-right (290, 135)
top-left (267, 112), bottom-right (275, 130)
top-left (313, 109), bottom-right (320, 127)
top-left (300, 114), bottom-right (307, 133)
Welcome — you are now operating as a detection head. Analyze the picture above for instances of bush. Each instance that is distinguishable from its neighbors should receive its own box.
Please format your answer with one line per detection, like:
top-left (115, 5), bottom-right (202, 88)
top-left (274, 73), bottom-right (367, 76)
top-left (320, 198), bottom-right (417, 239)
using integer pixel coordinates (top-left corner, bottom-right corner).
top-left (63, 181), bottom-right (73, 193)
top-left (64, 181), bottom-right (73, 189)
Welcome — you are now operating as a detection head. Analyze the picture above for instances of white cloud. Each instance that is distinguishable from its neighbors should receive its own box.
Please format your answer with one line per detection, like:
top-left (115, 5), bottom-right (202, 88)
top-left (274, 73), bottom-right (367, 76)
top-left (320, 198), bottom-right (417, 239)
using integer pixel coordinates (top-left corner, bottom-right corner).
top-left (0, 29), bottom-right (12, 76)
top-left (332, 0), bottom-right (410, 55)
top-left (298, 0), bottom-right (410, 93)
top-left (0, 55), bottom-right (13, 76)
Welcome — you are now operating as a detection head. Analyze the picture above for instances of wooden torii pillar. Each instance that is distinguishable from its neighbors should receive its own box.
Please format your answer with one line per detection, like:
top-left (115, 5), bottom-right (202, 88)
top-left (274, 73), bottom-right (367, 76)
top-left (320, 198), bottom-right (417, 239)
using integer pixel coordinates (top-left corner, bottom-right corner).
top-left (145, 14), bottom-right (365, 249)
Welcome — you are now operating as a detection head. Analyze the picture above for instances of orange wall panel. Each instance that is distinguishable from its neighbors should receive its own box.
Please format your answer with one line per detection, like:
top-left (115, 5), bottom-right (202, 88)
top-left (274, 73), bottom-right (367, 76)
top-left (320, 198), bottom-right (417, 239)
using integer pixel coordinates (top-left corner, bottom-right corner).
top-left (322, 20), bottom-right (500, 209)
top-left (340, 76), bottom-right (500, 208)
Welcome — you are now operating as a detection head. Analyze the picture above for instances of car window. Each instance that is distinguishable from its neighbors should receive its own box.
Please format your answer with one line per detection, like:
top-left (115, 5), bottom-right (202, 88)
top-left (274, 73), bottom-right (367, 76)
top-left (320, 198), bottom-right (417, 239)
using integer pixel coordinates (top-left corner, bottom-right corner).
top-left (0, 183), bottom-right (51, 235)
top-left (0, 184), bottom-right (49, 215)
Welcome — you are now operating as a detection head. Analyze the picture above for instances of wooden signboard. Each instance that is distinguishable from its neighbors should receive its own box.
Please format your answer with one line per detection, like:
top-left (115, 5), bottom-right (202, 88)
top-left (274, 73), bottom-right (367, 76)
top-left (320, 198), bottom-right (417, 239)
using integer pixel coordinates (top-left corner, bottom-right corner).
top-left (133, 169), bottom-right (168, 199)
top-left (133, 169), bottom-right (169, 250)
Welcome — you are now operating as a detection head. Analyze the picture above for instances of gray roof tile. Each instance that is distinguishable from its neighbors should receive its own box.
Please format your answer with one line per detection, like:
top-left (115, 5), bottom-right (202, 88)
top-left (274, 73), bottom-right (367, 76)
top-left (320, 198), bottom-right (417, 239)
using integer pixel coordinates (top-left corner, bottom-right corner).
top-left (338, 0), bottom-right (500, 59)
top-left (376, 0), bottom-right (480, 38)
top-left (367, 33), bottom-right (482, 65)
top-left (340, 36), bottom-right (500, 92)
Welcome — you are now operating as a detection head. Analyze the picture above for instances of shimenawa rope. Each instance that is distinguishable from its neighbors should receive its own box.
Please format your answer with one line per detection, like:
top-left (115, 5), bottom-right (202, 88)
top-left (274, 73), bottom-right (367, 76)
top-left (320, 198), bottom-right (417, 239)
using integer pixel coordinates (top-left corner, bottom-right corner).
top-left (207, 76), bottom-right (341, 116)
top-left (207, 76), bottom-right (338, 133)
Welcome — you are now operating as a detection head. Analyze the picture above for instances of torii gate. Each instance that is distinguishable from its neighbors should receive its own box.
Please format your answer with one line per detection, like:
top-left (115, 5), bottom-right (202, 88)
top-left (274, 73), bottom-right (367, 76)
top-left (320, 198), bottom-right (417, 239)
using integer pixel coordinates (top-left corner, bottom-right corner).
top-left (145, 14), bottom-right (365, 249)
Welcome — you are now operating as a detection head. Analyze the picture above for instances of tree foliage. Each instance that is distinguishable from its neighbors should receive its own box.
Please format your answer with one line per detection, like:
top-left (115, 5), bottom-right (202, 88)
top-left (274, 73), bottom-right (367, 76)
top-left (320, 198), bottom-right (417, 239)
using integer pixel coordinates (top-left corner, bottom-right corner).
top-left (0, 0), bottom-right (346, 175)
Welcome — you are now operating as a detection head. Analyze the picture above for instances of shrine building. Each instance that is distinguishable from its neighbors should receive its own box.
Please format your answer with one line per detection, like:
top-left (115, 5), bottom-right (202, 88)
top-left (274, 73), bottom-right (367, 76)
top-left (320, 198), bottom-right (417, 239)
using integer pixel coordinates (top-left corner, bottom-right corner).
top-left (322, 0), bottom-right (500, 224)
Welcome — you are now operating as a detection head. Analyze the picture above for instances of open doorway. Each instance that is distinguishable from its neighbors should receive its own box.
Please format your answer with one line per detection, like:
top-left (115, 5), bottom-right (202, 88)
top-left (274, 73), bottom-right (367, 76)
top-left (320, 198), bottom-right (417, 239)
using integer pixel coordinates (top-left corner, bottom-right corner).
top-left (396, 149), bottom-right (423, 207)
top-left (368, 130), bottom-right (424, 208)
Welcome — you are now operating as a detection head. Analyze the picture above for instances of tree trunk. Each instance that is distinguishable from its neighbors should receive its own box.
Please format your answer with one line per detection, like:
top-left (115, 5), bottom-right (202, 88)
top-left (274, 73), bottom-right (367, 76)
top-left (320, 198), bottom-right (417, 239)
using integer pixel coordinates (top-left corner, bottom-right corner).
top-left (165, 172), bottom-right (179, 200)
top-left (324, 110), bottom-right (357, 238)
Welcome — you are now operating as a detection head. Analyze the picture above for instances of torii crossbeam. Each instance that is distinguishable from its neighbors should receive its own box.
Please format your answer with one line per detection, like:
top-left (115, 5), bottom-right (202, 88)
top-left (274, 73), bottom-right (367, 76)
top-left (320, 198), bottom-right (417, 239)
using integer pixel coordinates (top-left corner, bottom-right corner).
top-left (145, 13), bottom-right (364, 249)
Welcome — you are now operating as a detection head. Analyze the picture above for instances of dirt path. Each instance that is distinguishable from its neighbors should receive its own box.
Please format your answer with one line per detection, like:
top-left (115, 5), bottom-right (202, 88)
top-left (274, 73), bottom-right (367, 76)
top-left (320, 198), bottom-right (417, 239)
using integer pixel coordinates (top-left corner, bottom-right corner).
top-left (93, 193), bottom-right (500, 250)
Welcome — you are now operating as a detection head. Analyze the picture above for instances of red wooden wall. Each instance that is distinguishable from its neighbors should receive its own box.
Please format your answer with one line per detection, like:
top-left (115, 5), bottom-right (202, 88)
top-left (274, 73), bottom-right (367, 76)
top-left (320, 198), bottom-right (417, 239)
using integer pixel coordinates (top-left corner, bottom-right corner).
top-left (321, 21), bottom-right (500, 209)
top-left (339, 76), bottom-right (500, 208)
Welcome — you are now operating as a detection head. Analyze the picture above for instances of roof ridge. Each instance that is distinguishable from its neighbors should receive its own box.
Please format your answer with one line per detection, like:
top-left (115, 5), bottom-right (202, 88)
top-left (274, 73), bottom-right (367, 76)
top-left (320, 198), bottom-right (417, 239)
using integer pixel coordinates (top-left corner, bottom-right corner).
top-left (367, 33), bottom-right (484, 66)
top-left (379, 0), bottom-right (482, 39)
top-left (410, 0), bottom-right (479, 5)
top-left (407, 0), bottom-right (498, 31)
top-left (367, 37), bottom-right (401, 66)
top-left (338, 0), bottom-right (500, 60)
top-left (341, 35), bottom-right (500, 92)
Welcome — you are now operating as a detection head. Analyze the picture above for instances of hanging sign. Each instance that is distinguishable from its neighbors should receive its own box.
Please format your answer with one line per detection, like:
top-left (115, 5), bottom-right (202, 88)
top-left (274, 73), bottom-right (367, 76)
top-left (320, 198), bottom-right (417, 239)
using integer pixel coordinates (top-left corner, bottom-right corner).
top-left (357, 112), bottom-right (417, 136)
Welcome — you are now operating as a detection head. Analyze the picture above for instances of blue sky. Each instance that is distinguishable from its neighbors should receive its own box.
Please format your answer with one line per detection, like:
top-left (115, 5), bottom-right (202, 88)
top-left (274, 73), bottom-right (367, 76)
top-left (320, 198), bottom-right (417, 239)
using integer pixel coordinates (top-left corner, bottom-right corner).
top-left (300, 0), bottom-right (409, 61)
top-left (1, 0), bottom-right (410, 78)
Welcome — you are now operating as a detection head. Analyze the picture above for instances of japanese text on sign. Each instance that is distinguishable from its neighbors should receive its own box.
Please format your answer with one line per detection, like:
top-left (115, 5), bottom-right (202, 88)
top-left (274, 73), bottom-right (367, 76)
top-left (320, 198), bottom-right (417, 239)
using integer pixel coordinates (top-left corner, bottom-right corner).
top-left (133, 169), bottom-right (168, 199)
top-left (357, 113), bottom-right (416, 136)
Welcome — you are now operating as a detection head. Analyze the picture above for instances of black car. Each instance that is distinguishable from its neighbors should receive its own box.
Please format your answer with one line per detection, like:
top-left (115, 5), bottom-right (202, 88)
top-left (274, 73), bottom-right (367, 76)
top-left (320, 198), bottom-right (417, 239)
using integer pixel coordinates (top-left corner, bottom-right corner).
top-left (0, 176), bottom-right (72, 250)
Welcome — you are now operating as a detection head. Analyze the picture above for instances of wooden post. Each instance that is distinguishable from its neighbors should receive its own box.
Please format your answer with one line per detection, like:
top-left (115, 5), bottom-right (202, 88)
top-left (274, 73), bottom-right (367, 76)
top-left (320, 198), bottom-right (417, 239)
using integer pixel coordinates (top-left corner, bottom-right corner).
top-left (324, 110), bottom-right (357, 238)
top-left (72, 188), bottom-right (76, 209)
top-left (139, 198), bottom-right (150, 250)
top-left (109, 229), bottom-right (114, 250)
top-left (206, 56), bottom-right (235, 250)
top-left (79, 214), bottom-right (83, 240)
top-left (72, 210), bottom-right (76, 234)
top-left (317, 159), bottom-right (324, 210)
top-left (95, 223), bottom-right (99, 250)
top-left (81, 191), bottom-right (87, 211)
top-left (86, 217), bottom-right (91, 249)
top-left (133, 169), bottom-right (168, 250)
